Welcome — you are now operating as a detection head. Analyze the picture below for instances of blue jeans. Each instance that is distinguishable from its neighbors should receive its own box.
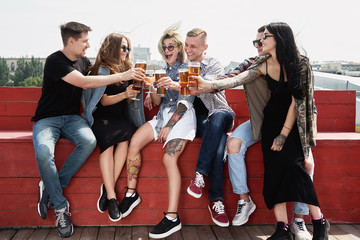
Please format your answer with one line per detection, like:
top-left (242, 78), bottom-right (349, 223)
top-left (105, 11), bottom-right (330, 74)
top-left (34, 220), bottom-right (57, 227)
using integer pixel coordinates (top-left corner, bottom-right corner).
top-left (33, 115), bottom-right (96, 210)
top-left (195, 110), bottom-right (233, 202)
top-left (227, 120), bottom-right (314, 215)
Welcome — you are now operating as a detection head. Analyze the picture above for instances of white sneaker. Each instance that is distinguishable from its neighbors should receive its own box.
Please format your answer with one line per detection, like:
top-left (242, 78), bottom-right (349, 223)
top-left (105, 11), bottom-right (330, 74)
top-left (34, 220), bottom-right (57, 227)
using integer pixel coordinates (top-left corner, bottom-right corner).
top-left (290, 218), bottom-right (312, 240)
top-left (232, 196), bottom-right (256, 226)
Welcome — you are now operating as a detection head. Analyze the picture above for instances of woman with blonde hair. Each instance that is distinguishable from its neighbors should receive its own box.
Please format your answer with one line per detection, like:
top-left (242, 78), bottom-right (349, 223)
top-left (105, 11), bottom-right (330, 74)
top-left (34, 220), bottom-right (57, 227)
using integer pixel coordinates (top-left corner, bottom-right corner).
top-left (82, 33), bottom-right (142, 222)
top-left (119, 24), bottom-right (196, 238)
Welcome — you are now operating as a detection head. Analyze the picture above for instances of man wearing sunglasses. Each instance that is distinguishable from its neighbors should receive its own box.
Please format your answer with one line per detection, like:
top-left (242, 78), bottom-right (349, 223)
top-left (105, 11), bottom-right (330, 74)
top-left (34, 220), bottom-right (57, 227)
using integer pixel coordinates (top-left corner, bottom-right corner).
top-left (223, 25), bottom-right (314, 240)
top-left (185, 28), bottom-right (235, 227)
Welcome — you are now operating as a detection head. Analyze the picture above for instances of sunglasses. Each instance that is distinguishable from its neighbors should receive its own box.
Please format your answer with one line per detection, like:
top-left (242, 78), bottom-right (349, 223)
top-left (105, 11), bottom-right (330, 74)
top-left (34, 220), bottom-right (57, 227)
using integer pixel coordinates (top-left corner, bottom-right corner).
top-left (121, 45), bottom-right (131, 52)
top-left (262, 34), bottom-right (274, 40)
top-left (252, 40), bottom-right (263, 47)
top-left (162, 45), bottom-right (175, 52)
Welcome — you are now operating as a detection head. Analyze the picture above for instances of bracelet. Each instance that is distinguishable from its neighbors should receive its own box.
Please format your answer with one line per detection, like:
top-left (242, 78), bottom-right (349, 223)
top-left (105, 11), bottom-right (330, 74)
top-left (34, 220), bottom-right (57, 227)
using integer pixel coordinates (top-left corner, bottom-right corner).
top-left (283, 125), bottom-right (292, 131)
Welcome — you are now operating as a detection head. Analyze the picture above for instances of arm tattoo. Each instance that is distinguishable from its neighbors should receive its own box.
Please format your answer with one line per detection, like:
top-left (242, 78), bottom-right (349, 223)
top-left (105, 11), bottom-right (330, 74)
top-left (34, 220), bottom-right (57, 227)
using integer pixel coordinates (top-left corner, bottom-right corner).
top-left (164, 139), bottom-right (186, 157)
top-left (274, 134), bottom-right (287, 147)
top-left (211, 65), bottom-right (262, 91)
top-left (164, 103), bottom-right (187, 129)
top-left (127, 157), bottom-right (141, 181)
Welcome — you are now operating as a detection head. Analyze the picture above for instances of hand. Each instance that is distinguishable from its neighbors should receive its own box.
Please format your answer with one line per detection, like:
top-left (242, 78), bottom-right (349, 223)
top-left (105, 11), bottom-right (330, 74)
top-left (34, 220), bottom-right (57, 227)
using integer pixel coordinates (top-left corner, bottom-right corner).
top-left (121, 68), bottom-right (145, 82)
top-left (189, 89), bottom-right (201, 96)
top-left (126, 84), bottom-right (140, 99)
top-left (144, 94), bottom-right (154, 110)
top-left (271, 134), bottom-right (287, 151)
top-left (193, 76), bottom-right (212, 93)
top-left (156, 77), bottom-right (180, 91)
top-left (158, 126), bottom-right (172, 142)
top-left (303, 157), bottom-right (314, 175)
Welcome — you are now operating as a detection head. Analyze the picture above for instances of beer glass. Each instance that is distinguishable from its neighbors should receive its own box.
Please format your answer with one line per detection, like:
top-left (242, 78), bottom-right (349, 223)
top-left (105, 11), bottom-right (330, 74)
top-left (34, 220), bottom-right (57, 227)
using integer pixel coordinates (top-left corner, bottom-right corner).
top-left (155, 69), bottom-right (166, 97)
top-left (178, 69), bottom-right (189, 96)
top-left (131, 60), bottom-right (147, 101)
top-left (145, 70), bottom-right (156, 93)
top-left (188, 61), bottom-right (200, 90)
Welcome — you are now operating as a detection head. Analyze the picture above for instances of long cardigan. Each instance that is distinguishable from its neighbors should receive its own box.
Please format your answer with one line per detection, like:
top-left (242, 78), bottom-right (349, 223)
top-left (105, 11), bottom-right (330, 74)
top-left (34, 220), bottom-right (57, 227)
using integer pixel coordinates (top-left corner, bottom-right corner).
top-left (242, 55), bottom-right (317, 159)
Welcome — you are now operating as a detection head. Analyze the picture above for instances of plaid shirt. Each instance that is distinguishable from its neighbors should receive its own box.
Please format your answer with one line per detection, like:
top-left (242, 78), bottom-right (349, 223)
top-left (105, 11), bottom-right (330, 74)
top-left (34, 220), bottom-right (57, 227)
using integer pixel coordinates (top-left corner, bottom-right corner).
top-left (198, 56), bottom-right (235, 119)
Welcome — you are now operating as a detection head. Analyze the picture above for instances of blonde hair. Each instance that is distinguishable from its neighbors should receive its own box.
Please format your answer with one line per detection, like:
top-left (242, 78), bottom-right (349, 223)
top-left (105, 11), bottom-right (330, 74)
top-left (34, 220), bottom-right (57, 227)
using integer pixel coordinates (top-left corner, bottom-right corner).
top-left (186, 28), bottom-right (207, 45)
top-left (158, 23), bottom-right (186, 63)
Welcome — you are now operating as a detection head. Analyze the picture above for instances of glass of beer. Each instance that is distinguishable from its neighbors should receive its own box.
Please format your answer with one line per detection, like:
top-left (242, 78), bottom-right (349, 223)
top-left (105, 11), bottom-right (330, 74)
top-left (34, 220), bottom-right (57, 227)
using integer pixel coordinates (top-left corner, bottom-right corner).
top-left (178, 69), bottom-right (189, 96)
top-left (145, 70), bottom-right (156, 93)
top-left (188, 61), bottom-right (200, 90)
top-left (130, 79), bottom-right (142, 101)
top-left (155, 69), bottom-right (166, 97)
top-left (135, 60), bottom-right (147, 88)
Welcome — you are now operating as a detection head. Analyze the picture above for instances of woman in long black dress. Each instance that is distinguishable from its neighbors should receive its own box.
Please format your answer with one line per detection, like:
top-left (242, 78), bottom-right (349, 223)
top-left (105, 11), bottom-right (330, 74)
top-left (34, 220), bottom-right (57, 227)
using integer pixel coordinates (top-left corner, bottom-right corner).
top-left (82, 33), bottom-right (141, 222)
top-left (196, 22), bottom-right (330, 240)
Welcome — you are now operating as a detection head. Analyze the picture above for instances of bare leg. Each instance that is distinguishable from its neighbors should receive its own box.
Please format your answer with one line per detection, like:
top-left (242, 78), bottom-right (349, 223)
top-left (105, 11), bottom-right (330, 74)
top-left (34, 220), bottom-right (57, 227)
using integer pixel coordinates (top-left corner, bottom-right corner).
top-left (99, 146), bottom-right (116, 199)
top-left (308, 204), bottom-right (322, 219)
top-left (274, 203), bottom-right (289, 223)
top-left (113, 141), bottom-right (128, 185)
top-left (126, 123), bottom-right (154, 193)
top-left (163, 139), bottom-right (188, 219)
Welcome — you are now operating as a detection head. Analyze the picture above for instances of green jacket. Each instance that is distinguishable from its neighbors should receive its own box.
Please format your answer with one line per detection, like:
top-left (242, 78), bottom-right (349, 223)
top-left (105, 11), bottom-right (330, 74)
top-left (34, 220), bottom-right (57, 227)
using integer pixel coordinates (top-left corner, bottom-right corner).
top-left (244, 55), bottom-right (317, 158)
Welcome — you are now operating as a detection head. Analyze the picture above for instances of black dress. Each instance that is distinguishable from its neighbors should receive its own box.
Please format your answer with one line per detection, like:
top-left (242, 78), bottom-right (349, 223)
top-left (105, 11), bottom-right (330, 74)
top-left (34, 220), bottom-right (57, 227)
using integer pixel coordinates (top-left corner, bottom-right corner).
top-left (92, 83), bottom-right (134, 153)
top-left (261, 73), bottom-right (319, 209)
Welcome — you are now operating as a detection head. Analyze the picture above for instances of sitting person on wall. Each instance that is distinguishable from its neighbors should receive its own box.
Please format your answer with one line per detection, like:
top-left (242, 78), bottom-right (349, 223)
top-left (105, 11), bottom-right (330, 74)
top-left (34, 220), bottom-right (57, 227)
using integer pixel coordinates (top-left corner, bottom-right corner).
top-left (32, 22), bottom-right (144, 238)
top-left (196, 22), bottom-right (330, 240)
top-left (119, 24), bottom-right (196, 239)
top-left (82, 33), bottom-right (145, 222)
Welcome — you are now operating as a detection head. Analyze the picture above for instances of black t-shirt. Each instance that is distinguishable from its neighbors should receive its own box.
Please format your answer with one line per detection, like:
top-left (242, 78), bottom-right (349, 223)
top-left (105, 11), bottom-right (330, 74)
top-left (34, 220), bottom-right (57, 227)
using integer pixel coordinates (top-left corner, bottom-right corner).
top-left (32, 51), bottom-right (91, 122)
top-left (92, 82), bottom-right (130, 120)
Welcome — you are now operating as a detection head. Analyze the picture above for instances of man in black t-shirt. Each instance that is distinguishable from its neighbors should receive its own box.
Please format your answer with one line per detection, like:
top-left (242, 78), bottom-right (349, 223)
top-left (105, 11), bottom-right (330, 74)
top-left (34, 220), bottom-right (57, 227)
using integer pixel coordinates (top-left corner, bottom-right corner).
top-left (32, 22), bottom-right (144, 238)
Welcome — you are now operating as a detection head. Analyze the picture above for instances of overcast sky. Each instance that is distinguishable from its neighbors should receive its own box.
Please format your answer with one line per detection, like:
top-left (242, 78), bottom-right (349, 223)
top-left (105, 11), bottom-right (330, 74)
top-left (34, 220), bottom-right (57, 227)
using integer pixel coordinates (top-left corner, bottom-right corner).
top-left (0, 0), bottom-right (358, 66)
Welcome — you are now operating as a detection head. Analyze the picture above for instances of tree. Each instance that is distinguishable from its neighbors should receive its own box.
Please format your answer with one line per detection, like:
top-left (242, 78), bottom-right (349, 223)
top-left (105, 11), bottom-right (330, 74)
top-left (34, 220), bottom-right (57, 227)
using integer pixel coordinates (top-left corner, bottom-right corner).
top-left (13, 57), bottom-right (44, 86)
top-left (19, 76), bottom-right (43, 87)
top-left (0, 57), bottom-right (10, 86)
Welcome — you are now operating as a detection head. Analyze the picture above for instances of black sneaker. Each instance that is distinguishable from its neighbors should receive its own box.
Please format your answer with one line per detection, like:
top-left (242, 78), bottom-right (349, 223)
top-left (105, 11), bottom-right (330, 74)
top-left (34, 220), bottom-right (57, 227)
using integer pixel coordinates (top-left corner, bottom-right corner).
top-left (312, 216), bottom-right (330, 240)
top-left (55, 202), bottom-right (73, 238)
top-left (37, 180), bottom-right (50, 219)
top-left (268, 221), bottom-right (293, 240)
top-left (108, 198), bottom-right (121, 222)
top-left (97, 183), bottom-right (108, 213)
top-left (119, 189), bottom-right (141, 218)
top-left (149, 213), bottom-right (182, 239)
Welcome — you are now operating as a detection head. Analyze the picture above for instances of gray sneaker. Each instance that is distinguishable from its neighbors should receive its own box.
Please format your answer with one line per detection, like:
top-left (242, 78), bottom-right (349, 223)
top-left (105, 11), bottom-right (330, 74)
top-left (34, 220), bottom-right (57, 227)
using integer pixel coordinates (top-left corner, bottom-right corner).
top-left (55, 202), bottom-right (73, 238)
top-left (232, 196), bottom-right (256, 226)
top-left (290, 217), bottom-right (311, 240)
top-left (37, 180), bottom-right (50, 219)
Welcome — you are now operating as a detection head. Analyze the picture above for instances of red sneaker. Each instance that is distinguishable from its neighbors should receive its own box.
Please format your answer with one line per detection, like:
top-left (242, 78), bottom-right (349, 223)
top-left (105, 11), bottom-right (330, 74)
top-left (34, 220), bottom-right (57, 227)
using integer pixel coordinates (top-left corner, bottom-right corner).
top-left (187, 172), bottom-right (205, 198)
top-left (208, 201), bottom-right (229, 227)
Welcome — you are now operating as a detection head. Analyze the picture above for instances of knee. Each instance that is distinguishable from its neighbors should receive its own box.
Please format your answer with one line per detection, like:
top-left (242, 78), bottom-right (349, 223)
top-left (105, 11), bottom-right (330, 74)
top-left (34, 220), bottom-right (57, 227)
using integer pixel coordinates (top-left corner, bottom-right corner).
top-left (35, 144), bottom-right (53, 165)
top-left (227, 138), bottom-right (243, 154)
top-left (162, 154), bottom-right (177, 168)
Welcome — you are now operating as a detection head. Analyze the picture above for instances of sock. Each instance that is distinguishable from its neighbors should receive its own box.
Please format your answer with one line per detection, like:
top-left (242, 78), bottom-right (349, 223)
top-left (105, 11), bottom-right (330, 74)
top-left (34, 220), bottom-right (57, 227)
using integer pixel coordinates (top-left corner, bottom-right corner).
top-left (126, 192), bottom-right (135, 197)
top-left (166, 215), bottom-right (177, 222)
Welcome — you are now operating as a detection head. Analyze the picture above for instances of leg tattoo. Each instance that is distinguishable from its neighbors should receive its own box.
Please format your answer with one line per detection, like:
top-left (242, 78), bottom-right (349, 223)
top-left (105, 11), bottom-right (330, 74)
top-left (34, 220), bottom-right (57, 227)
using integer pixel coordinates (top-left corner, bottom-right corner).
top-left (164, 139), bottom-right (185, 157)
top-left (128, 157), bottom-right (141, 181)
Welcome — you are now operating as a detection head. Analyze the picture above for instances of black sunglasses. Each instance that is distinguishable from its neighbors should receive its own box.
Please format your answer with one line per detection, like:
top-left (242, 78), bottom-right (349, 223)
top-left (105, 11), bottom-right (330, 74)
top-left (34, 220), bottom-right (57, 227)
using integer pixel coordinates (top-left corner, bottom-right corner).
top-left (162, 45), bottom-right (175, 51)
top-left (121, 45), bottom-right (131, 52)
top-left (262, 34), bottom-right (274, 40)
top-left (252, 40), bottom-right (263, 47)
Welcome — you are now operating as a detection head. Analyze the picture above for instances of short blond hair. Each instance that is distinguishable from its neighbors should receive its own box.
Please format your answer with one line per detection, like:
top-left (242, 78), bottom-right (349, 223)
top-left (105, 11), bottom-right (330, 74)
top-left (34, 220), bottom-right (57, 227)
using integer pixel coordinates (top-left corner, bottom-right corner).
top-left (186, 28), bottom-right (207, 45)
top-left (158, 23), bottom-right (185, 63)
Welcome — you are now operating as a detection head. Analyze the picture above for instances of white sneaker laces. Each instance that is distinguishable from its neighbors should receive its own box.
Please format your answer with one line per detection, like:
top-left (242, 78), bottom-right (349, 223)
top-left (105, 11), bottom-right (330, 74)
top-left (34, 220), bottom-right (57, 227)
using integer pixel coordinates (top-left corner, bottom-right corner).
top-left (295, 220), bottom-right (306, 231)
top-left (236, 202), bottom-right (246, 215)
top-left (55, 207), bottom-right (71, 228)
top-left (212, 201), bottom-right (225, 214)
top-left (194, 172), bottom-right (205, 187)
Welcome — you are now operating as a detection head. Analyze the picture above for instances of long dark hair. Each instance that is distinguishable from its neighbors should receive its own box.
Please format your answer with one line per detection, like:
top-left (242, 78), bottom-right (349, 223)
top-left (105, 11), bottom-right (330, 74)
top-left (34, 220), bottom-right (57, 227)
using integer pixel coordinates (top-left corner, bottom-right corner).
top-left (88, 33), bottom-right (132, 77)
top-left (266, 22), bottom-right (306, 99)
